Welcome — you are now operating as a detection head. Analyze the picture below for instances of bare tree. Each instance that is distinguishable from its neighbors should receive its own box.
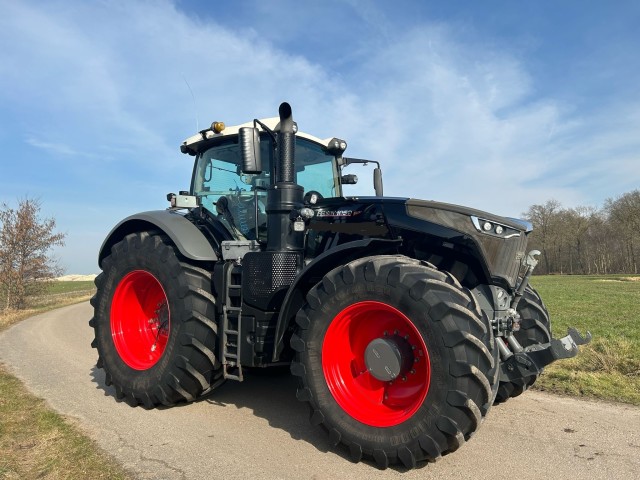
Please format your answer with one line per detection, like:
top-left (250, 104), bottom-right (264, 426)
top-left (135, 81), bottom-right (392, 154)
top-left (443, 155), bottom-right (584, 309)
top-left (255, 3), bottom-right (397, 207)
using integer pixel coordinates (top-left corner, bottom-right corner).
top-left (523, 200), bottom-right (561, 274)
top-left (557, 206), bottom-right (594, 274)
top-left (0, 198), bottom-right (66, 310)
top-left (605, 190), bottom-right (640, 274)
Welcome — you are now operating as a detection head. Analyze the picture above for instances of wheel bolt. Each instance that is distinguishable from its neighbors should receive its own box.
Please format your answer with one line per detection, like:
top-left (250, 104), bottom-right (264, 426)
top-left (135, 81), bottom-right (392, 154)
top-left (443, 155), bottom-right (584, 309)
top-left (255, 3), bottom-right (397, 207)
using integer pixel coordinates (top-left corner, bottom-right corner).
top-left (402, 376), bottom-right (407, 382)
top-left (394, 330), bottom-right (399, 335)
top-left (414, 357), bottom-right (419, 363)
top-left (410, 369), bottom-right (416, 375)
top-left (404, 335), bottom-right (409, 340)
top-left (383, 331), bottom-right (388, 336)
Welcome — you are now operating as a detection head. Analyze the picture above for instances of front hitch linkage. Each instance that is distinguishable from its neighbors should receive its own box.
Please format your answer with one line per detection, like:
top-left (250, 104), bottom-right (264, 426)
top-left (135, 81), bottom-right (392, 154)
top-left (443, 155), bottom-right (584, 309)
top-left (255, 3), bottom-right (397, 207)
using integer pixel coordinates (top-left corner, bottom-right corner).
top-left (500, 249), bottom-right (592, 383)
top-left (500, 328), bottom-right (592, 383)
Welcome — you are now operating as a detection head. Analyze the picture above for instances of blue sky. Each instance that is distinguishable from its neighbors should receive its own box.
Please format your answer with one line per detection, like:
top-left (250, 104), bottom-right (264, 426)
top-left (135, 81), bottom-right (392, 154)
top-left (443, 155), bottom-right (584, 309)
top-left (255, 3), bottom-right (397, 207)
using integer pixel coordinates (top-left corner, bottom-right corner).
top-left (1, 0), bottom-right (639, 274)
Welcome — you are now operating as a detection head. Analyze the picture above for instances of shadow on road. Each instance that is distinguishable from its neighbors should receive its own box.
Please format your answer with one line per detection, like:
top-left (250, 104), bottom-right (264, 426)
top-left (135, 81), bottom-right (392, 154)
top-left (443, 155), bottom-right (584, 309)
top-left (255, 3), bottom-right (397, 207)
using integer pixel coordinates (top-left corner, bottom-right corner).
top-left (90, 365), bottom-right (421, 472)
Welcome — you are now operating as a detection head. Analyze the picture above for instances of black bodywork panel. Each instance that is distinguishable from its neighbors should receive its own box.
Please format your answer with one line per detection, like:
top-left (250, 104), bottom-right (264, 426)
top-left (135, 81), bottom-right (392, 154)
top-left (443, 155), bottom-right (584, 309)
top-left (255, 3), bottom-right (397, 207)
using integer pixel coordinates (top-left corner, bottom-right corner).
top-left (304, 196), bottom-right (528, 289)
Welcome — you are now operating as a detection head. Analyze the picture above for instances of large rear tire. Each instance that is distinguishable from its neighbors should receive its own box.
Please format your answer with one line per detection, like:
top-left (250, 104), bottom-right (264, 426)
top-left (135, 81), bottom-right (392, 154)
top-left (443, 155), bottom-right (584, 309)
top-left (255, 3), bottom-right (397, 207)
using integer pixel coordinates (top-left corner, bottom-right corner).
top-left (290, 256), bottom-right (498, 469)
top-left (90, 231), bottom-right (223, 407)
top-left (495, 285), bottom-right (551, 403)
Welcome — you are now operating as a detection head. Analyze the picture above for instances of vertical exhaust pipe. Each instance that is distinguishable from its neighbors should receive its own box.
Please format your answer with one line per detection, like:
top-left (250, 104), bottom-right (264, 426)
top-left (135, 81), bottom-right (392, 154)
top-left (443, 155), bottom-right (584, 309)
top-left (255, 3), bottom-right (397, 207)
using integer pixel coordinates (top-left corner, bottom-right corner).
top-left (266, 102), bottom-right (304, 252)
top-left (277, 102), bottom-right (295, 183)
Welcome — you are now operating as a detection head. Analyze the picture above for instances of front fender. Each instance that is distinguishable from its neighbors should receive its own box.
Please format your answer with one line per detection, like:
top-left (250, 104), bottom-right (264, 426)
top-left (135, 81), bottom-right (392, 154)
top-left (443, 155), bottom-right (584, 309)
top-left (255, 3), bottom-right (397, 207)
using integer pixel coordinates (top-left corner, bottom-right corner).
top-left (271, 238), bottom-right (401, 361)
top-left (98, 210), bottom-right (218, 267)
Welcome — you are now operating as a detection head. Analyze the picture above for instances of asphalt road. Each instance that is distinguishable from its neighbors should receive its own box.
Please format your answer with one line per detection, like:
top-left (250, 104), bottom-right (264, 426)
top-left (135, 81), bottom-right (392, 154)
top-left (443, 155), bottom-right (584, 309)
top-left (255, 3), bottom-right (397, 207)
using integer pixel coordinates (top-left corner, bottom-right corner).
top-left (1, 302), bottom-right (639, 480)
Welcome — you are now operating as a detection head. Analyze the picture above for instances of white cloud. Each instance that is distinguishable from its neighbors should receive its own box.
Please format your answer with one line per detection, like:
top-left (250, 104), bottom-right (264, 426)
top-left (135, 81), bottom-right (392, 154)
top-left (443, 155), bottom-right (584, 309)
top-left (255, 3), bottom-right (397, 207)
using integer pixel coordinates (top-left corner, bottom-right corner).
top-left (322, 23), bottom-right (640, 216)
top-left (25, 137), bottom-right (78, 156)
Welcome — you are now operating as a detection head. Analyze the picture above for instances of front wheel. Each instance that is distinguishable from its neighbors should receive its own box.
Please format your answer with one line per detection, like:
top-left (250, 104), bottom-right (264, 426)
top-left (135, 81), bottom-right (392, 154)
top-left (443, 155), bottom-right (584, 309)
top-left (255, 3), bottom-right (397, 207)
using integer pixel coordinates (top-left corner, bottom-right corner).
top-left (290, 256), bottom-right (498, 469)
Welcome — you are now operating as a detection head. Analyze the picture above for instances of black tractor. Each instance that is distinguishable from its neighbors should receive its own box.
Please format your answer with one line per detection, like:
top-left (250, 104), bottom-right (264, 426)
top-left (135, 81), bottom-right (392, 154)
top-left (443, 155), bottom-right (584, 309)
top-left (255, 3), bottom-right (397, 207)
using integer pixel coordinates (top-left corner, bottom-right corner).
top-left (90, 102), bottom-right (590, 469)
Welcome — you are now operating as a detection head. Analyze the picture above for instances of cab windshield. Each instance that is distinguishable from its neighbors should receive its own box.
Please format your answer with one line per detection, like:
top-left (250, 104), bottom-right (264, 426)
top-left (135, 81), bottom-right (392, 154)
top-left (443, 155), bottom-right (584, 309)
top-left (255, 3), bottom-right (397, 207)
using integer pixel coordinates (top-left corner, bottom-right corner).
top-left (191, 135), bottom-right (339, 240)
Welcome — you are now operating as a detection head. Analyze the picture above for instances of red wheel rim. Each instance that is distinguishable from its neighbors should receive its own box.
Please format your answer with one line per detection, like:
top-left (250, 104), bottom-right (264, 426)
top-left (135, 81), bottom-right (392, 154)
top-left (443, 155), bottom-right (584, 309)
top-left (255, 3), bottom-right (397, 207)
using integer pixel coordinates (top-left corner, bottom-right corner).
top-left (110, 270), bottom-right (170, 370)
top-left (322, 301), bottom-right (430, 427)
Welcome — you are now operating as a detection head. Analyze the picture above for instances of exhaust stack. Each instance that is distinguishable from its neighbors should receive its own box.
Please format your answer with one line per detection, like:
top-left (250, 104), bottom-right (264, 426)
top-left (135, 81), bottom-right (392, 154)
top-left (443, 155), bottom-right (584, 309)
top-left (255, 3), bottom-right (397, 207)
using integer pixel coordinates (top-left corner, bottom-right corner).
top-left (266, 102), bottom-right (304, 253)
top-left (276, 102), bottom-right (295, 183)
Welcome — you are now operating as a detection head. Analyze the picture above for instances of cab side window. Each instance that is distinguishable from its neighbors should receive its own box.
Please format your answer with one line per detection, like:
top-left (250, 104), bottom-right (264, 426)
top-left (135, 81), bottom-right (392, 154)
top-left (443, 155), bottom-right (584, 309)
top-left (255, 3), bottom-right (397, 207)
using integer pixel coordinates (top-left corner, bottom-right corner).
top-left (193, 142), bottom-right (268, 241)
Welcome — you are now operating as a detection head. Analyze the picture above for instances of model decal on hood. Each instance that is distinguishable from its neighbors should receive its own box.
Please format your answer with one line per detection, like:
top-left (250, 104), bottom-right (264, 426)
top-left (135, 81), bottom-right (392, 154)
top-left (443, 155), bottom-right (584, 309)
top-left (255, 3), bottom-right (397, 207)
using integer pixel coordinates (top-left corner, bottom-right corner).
top-left (315, 210), bottom-right (354, 218)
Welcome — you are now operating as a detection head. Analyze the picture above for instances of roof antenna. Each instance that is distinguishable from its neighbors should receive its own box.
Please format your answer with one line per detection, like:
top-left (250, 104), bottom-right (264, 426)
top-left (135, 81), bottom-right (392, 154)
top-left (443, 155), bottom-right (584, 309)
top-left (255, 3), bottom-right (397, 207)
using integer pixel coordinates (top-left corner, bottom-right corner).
top-left (182, 75), bottom-right (199, 131)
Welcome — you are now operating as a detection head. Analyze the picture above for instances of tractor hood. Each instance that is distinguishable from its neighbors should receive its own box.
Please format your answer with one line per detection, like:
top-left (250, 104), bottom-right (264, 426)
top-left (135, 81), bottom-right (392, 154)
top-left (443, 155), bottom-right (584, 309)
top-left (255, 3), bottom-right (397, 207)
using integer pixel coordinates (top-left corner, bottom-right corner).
top-left (306, 196), bottom-right (530, 289)
top-left (307, 197), bottom-right (530, 235)
top-left (405, 199), bottom-right (532, 233)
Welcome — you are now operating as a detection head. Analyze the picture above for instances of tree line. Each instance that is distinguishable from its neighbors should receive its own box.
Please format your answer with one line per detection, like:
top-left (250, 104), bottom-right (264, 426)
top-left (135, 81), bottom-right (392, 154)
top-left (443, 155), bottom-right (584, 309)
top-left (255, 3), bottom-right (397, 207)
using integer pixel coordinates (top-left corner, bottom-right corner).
top-left (524, 189), bottom-right (640, 275)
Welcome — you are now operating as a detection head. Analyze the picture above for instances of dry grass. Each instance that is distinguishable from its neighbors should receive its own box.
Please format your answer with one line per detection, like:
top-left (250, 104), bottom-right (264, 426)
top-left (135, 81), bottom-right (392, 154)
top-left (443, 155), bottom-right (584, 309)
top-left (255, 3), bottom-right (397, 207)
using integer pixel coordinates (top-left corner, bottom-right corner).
top-left (596, 276), bottom-right (640, 282)
top-left (0, 296), bottom-right (92, 331)
top-left (0, 308), bottom-right (34, 331)
top-left (581, 337), bottom-right (640, 377)
top-left (0, 290), bottom-right (93, 332)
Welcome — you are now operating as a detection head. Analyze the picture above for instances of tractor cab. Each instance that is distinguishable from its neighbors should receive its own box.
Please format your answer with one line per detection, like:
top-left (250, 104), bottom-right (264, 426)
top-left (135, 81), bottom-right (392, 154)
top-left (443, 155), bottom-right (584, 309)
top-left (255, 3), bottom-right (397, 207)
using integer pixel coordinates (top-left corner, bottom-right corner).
top-left (182, 118), bottom-right (346, 242)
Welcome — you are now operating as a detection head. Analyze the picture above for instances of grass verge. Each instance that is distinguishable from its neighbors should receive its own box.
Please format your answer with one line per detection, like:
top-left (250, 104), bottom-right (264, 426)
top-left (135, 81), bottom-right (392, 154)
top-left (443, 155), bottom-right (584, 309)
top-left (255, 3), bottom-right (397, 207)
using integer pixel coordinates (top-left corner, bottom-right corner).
top-left (0, 365), bottom-right (131, 479)
top-left (529, 275), bottom-right (640, 405)
top-left (0, 282), bottom-right (132, 480)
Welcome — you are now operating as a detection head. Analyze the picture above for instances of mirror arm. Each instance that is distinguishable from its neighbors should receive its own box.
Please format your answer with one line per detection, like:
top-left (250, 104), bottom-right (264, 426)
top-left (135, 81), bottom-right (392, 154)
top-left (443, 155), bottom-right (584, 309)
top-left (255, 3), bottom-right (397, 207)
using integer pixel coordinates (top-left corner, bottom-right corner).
top-left (254, 119), bottom-right (278, 145)
top-left (253, 119), bottom-right (278, 179)
top-left (343, 157), bottom-right (381, 169)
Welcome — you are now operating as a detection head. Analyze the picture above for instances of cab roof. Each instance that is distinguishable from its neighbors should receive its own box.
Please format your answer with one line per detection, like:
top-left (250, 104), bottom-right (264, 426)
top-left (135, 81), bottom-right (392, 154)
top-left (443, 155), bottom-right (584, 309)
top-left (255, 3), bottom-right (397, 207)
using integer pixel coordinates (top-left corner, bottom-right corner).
top-left (181, 117), bottom-right (335, 155)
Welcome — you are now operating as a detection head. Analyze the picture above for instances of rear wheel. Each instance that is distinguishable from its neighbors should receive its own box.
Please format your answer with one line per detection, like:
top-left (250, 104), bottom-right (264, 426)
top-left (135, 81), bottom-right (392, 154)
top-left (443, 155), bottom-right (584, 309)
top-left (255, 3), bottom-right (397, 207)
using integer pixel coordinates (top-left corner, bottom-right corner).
top-left (90, 231), bottom-right (223, 407)
top-left (495, 285), bottom-right (551, 403)
top-left (290, 256), bottom-right (498, 469)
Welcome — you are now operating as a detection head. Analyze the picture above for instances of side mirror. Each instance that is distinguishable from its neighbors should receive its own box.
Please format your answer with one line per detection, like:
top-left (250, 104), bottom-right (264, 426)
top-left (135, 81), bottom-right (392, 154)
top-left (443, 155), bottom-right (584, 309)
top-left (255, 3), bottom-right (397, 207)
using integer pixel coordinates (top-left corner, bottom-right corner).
top-left (341, 174), bottom-right (358, 185)
top-left (374, 168), bottom-right (383, 196)
top-left (239, 127), bottom-right (262, 174)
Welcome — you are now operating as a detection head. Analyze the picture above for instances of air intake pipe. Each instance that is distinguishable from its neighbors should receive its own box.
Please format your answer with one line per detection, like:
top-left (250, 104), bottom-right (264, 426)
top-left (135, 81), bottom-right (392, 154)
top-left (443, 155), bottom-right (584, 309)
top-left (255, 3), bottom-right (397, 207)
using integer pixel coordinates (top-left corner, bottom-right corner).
top-left (266, 102), bottom-right (305, 252)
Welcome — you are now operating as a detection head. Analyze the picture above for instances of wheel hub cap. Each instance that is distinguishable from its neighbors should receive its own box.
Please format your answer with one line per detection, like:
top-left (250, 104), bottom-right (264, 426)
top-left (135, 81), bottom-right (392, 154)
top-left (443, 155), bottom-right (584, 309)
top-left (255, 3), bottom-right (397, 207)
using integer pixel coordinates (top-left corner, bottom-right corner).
top-left (364, 337), bottom-right (413, 381)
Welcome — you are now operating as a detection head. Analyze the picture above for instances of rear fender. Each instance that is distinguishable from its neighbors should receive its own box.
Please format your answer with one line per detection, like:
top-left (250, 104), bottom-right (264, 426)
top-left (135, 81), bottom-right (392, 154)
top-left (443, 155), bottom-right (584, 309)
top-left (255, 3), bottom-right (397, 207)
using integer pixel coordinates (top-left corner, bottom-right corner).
top-left (271, 238), bottom-right (401, 361)
top-left (98, 210), bottom-right (218, 267)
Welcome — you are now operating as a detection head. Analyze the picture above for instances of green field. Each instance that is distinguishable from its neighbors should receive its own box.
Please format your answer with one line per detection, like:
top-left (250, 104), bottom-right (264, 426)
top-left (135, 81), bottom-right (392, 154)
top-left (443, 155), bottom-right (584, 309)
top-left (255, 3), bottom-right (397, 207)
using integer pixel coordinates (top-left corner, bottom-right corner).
top-left (528, 275), bottom-right (640, 405)
top-left (47, 280), bottom-right (95, 295)
top-left (27, 280), bottom-right (96, 310)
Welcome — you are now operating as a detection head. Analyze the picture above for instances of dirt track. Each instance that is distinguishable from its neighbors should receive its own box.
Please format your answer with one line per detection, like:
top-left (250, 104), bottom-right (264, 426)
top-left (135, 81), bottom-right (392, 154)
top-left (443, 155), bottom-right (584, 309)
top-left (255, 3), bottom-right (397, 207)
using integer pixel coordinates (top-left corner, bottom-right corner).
top-left (1, 302), bottom-right (639, 479)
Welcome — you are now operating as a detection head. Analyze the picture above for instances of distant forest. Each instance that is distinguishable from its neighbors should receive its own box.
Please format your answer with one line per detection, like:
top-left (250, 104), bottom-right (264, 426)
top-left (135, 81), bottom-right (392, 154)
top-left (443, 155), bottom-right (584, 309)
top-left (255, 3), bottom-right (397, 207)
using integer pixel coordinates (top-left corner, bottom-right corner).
top-left (524, 189), bottom-right (640, 275)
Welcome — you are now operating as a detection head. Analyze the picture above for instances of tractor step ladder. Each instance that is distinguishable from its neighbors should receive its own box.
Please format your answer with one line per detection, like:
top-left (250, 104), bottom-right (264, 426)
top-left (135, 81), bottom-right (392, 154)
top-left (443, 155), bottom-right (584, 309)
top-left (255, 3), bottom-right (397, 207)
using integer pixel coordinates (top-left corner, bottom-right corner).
top-left (221, 261), bottom-right (243, 381)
